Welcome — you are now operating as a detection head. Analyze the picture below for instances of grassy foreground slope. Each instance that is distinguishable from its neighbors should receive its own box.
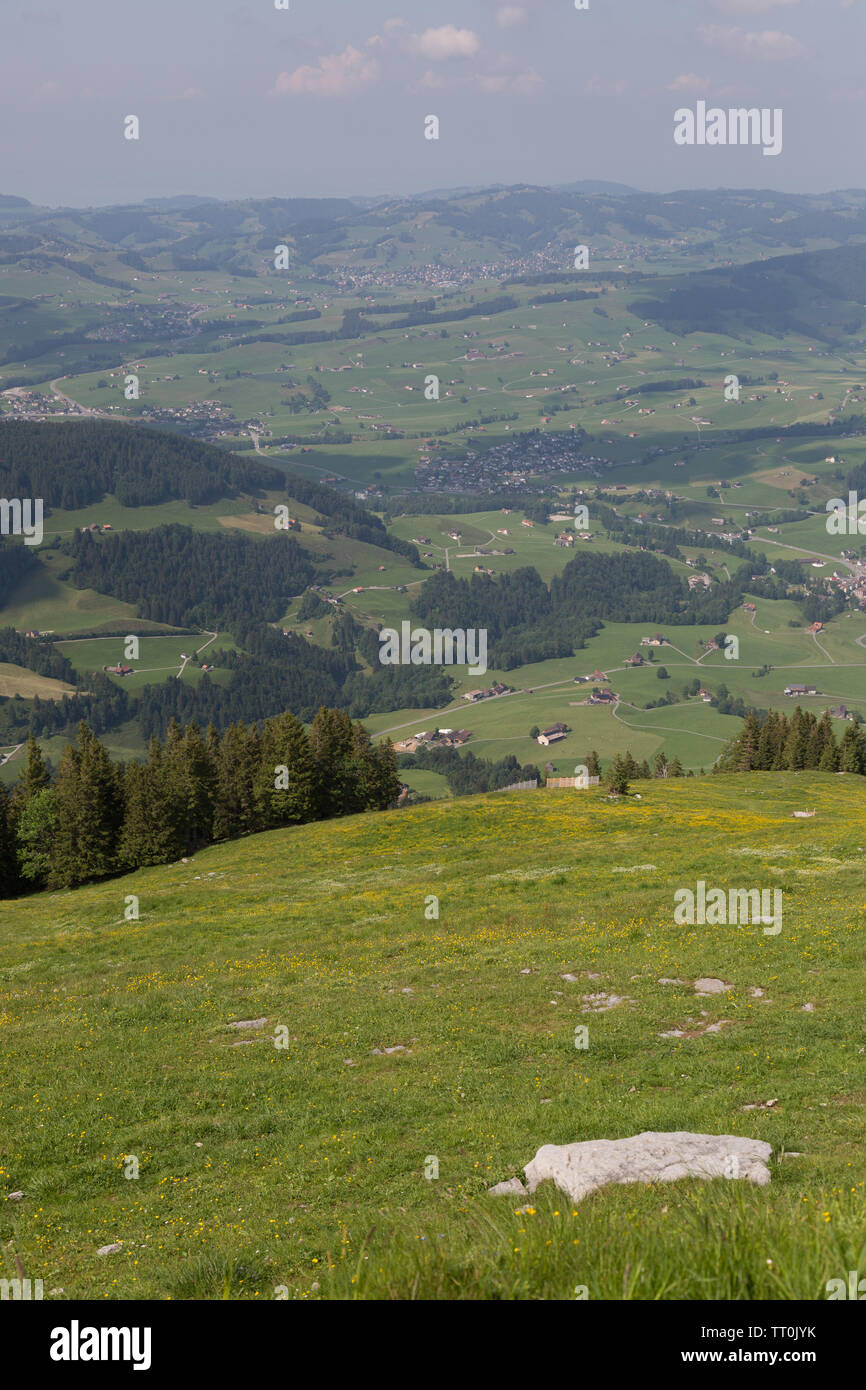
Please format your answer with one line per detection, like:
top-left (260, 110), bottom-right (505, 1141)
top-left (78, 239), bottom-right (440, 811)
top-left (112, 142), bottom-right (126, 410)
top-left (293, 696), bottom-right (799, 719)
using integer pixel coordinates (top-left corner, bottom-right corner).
top-left (1, 775), bottom-right (864, 1301)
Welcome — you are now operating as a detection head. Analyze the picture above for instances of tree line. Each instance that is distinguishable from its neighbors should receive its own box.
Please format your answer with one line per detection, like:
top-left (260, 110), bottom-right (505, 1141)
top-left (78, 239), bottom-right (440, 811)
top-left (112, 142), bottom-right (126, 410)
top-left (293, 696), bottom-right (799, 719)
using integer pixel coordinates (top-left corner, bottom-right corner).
top-left (717, 707), bottom-right (866, 774)
top-left (0, 420), bottom-right (279, 509)
top-left (0, 709), bottom-right (401, 899)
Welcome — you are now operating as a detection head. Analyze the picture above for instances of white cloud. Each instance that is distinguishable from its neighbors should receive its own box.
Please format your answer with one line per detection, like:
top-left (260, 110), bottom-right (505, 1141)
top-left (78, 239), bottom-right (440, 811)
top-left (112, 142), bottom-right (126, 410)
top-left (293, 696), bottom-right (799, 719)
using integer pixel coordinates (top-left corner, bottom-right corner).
top-left (271, 45), bottom-right (381, 97)
top-left (409, 25), bottom-right (481, 61)
top-left (665, 73), bottom-right (710, 92)
top-left (698, 24), bottom-right (809, 60)
top-left (497, 4), bottom-right (527, 26)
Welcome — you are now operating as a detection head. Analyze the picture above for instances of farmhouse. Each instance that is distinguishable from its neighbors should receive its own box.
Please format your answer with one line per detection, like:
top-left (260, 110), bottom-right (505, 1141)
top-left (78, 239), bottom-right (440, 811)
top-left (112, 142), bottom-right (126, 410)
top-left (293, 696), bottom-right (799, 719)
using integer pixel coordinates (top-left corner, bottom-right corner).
top-left (589, 689), bottom-right (617, 705)
top-left (641, 634), bottom-right (666, 647)
top-left (537, 725), bottom-right (568, 746)
top-left (784, 684), bottom-right (817, 697)
top-left (624, 652), bottom-right (645, 667)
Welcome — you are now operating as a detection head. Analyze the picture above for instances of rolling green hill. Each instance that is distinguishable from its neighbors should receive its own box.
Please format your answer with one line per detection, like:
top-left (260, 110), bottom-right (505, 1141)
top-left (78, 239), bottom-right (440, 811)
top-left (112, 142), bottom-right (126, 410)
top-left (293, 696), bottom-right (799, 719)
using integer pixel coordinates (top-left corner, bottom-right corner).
top-left (1, 775), bottom-right (863, 1300)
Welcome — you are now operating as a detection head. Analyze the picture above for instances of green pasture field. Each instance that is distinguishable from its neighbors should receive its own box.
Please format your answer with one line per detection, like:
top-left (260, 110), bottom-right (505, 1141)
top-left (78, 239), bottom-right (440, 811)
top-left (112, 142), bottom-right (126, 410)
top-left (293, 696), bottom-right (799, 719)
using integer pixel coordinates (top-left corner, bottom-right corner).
top-left (1, 775), bottom-right (864, 1300)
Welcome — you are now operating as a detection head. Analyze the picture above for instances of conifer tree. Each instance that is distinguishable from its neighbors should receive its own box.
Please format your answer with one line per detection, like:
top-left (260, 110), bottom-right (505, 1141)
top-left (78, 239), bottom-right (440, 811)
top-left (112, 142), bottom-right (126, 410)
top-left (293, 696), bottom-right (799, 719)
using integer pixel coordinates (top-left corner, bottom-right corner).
top-left (13, 732), bottom-right (51, 808)
top-left (15, 786), bottom-right (57, 887)
top-left (736, 710), bottom-right (761, 770)
top-left (255, 710), bottom-right (318, 828)
top-left (0, 788), bottom-right (20, 899)
top-left (309, 707), bottom-right (356, 818)
top-left (839, 723), bottom-right (865, 774)
top-left (50, 724), bottom-right (121, 887)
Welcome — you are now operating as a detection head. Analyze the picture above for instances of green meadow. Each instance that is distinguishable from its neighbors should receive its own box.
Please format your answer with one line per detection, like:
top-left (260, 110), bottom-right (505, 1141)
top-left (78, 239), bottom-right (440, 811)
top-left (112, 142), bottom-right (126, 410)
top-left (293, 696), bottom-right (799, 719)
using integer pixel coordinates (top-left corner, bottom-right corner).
top-left (1, 775), bottom-right (863, 1300)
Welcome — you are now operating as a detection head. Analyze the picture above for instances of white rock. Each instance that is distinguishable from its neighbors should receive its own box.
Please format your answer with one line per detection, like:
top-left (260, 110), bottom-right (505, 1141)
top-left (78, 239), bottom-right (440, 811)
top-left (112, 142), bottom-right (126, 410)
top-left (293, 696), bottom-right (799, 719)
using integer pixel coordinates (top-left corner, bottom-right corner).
top-left (488, 1177), bottom-right (527, 1197)
top-left (694, 978), bottom-right (732, 995)
top-left (802, 1003), bottom-right (815, 1012)
top-left (8, 1191), bottom-right (24, 1201)
top-left (227, 1018), bottom-right (268, 1030)
top-left (581, 992), bottom-right (629, 1013)
top-left (97, 1242), bottom-right (123, 1256)
top-left (503, 1132), bottom-right (773, 1204)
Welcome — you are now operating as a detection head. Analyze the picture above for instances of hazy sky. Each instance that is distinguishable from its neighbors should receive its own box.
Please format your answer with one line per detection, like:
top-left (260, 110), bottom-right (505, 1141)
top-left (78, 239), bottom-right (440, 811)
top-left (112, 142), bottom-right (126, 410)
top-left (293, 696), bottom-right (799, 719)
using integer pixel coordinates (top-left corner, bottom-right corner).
top-left (3, 0), bottom-right (864, 206)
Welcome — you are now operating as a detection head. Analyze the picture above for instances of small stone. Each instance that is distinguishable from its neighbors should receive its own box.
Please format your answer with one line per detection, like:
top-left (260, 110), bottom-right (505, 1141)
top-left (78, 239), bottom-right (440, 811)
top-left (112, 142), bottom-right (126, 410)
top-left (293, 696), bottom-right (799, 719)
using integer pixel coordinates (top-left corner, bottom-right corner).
top-left (519, 968), bottom-right (533, 975)
top-left (581, 992), bottom-right (629, 1013)
top-left (227, 1018), bottom-right (268, 1030)
top-left (802, 1003), bottom-right (815, 1012)
top-left (561, 973), bottom-right (579, 982)
top-left (8, 1191), bottom-right (24, 1201)
top-left (488, 1177), bottom-right (526, 1196)
top-left (194, 1142), bottom-right (203, 1147)
top-left (97, 1243), bottom-right (123, 1256)
top-left (694, 978), bottom-right (732, 996)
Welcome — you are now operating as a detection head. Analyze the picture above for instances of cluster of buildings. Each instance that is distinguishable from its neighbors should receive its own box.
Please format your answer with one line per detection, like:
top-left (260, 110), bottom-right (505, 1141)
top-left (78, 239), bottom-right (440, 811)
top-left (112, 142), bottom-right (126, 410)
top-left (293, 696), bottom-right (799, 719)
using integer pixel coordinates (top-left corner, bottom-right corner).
top-left (826, 565), bottom-right (866, 609)
top-left (393, 728), bottom-right (472, 753)
top-left (415, 435), bottom-right (614, 493)
top-left (462, 681), bottom-right (511, 703)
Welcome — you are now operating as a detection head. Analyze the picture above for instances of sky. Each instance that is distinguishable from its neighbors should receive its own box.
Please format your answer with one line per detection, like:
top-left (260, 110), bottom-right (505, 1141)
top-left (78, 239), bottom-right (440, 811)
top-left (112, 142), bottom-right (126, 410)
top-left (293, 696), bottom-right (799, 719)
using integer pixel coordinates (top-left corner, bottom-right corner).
top-left (2, 0), bottom-right (865, 207)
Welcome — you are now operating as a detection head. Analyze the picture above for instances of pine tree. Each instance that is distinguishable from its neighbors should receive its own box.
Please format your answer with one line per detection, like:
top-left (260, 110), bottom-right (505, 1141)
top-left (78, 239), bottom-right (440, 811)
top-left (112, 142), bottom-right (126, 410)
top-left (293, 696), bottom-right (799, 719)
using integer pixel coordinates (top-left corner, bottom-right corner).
top-left (605, 754), bottom-right (629, 797)
top-left (15, 786), bottom-right (57, 887)
top-left (119, 739), bottom-right (186, 868)
top-left (783, 708), bottom-right (810, 770)
top-left (50, 724), bottom-right (121, 887)
top-left (309, 708), bottom-right (356, 818)
top-left (350, 724), bottom-right (401, 810)
top-left (736, 711), bottom-right (761, 771)
top-left (839, 723), bottom-right (865, 774)
top-left (13, 732), bottom-right (51, 807)
top-left (0, 787), bottom-right (20, 899)
top-left (622, 749), bottom-right (639, 779)
top-left (168, 721), bottom-right (215, 851)
top-left (819, 737), bottom-right (840, 772)
top-left (212, 723), bottom-right (261, 841)
top-left (585, 750), bottom-right (601, 779)
top-left (255, 711), bottom-right (318, 828)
